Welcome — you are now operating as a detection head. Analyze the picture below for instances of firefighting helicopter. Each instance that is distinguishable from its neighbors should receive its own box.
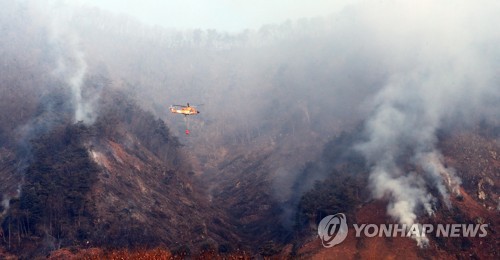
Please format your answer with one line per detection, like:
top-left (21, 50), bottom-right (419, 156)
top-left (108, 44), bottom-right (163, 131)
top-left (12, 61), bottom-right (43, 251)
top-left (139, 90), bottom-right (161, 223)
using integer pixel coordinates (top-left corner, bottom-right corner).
top-left (169, 103), bottom-right (201, 135)
top-left (169, 103), bottom-right (201, 116)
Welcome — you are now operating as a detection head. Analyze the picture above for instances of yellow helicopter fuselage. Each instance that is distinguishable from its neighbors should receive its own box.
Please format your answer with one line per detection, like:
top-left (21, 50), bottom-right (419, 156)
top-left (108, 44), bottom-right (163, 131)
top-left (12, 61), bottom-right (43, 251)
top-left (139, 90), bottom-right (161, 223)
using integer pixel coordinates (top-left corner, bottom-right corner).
top-left (169, 106), bottom-right (199, 115)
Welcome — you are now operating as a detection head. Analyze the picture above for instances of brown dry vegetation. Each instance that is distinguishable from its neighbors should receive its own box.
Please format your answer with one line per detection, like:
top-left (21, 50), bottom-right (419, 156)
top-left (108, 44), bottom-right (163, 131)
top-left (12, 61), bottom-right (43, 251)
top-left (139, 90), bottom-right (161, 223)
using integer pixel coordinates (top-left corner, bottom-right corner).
top-left (0, 1), bottom-right (498, 258)
top-left (47, 246), bottom-right (253, 260)
top-left (294, 129), bottom-right (499, 259)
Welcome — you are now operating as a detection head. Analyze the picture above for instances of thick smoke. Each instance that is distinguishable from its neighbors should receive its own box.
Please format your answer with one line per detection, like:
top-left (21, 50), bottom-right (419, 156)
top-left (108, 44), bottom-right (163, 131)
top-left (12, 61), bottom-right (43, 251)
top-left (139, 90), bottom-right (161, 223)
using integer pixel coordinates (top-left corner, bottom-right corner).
top-left (2, 0), bottom-right (497, 247)
top-left (354, 0), bottom-right (500, 246)
top-left (22, 3), bottom-right (497, 234)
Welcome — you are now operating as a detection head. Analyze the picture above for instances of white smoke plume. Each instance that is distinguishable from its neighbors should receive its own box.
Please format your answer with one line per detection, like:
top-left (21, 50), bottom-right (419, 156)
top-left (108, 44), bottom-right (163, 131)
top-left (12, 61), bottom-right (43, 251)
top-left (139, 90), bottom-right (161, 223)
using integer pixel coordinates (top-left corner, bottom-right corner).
top-left (0, 185), bottom-right (21, 219)
top-left (354, 0), bottom-right (500, 246)
top-left (1, 196), bottom-right (9, 217)
top-left (48, 1), bottom-right (99, 124)
top-left (67, 49), bottom-right (94, 123)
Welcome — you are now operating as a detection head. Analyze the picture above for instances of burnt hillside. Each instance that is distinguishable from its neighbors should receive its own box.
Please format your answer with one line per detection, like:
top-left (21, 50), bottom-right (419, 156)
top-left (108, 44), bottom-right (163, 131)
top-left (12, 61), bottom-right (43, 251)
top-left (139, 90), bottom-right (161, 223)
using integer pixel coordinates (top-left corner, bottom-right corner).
top-left (1, 89), bottom-right (242, 258)
top-left (292, 126), bottom-right (499, 259)
top-left (0, 0), bottom-right (499, 258)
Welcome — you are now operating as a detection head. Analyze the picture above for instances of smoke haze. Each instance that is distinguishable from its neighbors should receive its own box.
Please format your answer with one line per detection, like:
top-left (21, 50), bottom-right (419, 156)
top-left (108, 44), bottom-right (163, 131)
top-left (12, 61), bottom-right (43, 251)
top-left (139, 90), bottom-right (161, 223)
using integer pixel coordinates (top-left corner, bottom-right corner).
top-left (0, 0), bottom-right (499, 249)
top-left (352, 0), bottom-right (499, 245)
